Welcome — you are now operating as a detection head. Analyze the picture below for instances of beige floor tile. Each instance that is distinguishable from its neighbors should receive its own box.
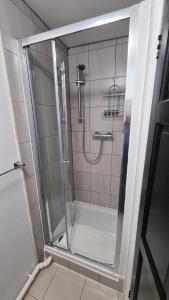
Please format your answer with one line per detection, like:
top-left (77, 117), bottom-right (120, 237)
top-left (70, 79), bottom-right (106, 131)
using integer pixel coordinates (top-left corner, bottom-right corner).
top-left (43, 266), bottom-right (85, 300)
top-left (24, 295), bottom-right (36, 300)
top-left (118, 292), bottom-right (124, 300)
top-left (81, 279), bottom-right (118, 300)
top-left (28, 263), bottom-right (58, 300)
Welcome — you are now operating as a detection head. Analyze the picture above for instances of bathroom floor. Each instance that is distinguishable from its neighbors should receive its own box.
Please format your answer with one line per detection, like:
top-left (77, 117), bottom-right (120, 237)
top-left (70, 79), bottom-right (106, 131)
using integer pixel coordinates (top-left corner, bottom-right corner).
top-left (54, 201), bottom-right (118, 265)
top-left (24, 263), bottom-right (123, 300)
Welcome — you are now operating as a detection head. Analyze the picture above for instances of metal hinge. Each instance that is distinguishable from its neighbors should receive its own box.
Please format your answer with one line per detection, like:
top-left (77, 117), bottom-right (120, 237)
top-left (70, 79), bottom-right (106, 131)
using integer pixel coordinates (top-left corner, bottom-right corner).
top-left (156, 34), bottom-right (162, 59)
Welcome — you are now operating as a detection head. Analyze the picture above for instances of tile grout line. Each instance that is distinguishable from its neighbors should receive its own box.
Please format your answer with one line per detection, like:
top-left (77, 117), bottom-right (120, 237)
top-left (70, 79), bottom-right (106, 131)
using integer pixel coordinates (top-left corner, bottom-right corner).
top-left (80, 279), bottom-right (87, 300)
top-left (27, 292), bottom-right (38, 299)
top-left (88, 44), bottom-right (92, 205)
top-left (40, 264), bottom-right (59, 300)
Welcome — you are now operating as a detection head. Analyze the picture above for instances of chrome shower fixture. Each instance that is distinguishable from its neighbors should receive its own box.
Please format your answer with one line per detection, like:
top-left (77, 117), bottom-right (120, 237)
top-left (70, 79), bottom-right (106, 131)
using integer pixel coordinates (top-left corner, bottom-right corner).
top-left (76, 64), bottom-right (85, 123)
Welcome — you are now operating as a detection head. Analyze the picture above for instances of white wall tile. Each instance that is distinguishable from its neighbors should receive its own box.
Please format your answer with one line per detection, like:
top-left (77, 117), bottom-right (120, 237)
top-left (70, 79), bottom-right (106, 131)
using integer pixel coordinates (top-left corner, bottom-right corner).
top-left (113, 76), bottom-right (126, 93)
top-left (36, 104), bottom-right (45, 138)
top-left (46, 134), bottom-right (60, 164)
top-left (38, 68), bottom-right (55, 106)
top-left (110, 195), bottom-right (119, 209)
top-left (68, 51), bottom-right (89, 83)
top-left (91, 154), bottom-right (111, 176)
top-left (90, 107), bottom-right (113, 132)
top-left (48, 162), bottom-right (62, 194)
top-left (12, 101), bottom-right (30, 143)
top-left (1, 32), bottom-right (18, 56)
top-left (116, 37), bottom-right (128, 45)
top-left (0, 1), bottom-right (22, 42)
top-left (73, 152), bottom-right (90, 173)
top-left (75, 189), bottom-right (90, 202)
top-left (111, 177), bottom-right (120, 196)
top-left (68, 45), bottom-right (88, 55)
top-left (113, 116), bottom-right (124, 132)
top-left (89, 46), bottom-right (115, 80)
top-left (116, 43), bottom-right (128, 76)
top-left (91, 174), bottom-right (111, 194)
top-left (39, 138), bottom-right (48, 169)
top-left (36, 105), bottom-right (58, 138)
top-left (113, 132), bottom-right (123, 155)
top-left (90, 192), bottom-right (110, 207)
top-left (20, 10), bottom-right (34, 37)
top-left (89, 78), bottom-right (112, 108)
top-left (5, 50), bottom-right (24, 101)
top-left (111, 156), bottom-right (122, 177)
top-left (30, 203), bottom-right (43, 236)
top-left (71, 108), bottom-right (89, 132)
top-left (20, 141), bottom-right (34, 179)
top-left (90, 134), bottom-right (113, 155)
top-left (89, 40), bottom-right (116, 51)
top-left (74, 171), bottom-right (90, 191)
top-left (26, 175), bottom-right (39, 210)
top-left (70, 81), bottom-right (89, 109)
top-left (72, 131), bottom-right (90, 153)
top-left (69, 38), bottom-right (128, 208)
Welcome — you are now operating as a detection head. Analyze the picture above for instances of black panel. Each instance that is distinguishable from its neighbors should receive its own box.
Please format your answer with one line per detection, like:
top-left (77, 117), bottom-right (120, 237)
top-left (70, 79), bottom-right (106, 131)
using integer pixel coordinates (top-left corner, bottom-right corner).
top-left (160, 28), bottom-right (169, 101)
top-left (137, 259), bottom-right (160, 300)
top-left (145, 126), bottom-right (169, 286)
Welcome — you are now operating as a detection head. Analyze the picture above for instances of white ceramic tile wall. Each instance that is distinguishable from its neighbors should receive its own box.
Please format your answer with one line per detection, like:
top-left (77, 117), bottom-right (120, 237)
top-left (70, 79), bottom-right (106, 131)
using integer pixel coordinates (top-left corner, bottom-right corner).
top-left (0, 0), bottom-right (50, 260)
top-left (68, 37), bottom-right (128, 208)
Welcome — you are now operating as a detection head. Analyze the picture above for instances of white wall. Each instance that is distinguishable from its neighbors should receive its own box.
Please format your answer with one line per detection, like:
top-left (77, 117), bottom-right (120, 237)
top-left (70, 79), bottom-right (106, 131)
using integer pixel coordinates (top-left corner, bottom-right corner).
top-left (0, 0), bottom-right (50, 298)
top-left (0, 33), bottom-right (36, 300)
top-left (0, 0), bottom-right (49, 261)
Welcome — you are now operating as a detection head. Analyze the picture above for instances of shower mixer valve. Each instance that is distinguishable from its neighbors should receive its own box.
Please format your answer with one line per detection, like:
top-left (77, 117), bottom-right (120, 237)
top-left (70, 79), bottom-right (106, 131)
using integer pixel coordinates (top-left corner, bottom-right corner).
top-left (92, 131), bottom-right (113, 139)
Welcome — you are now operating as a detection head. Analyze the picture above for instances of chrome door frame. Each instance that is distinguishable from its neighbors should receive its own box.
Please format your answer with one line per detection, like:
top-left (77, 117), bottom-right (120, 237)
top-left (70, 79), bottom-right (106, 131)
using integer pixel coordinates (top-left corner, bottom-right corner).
top-left (21, 7), bottom-right (131, 47)
top-left (22, 45), bottom-right (52, 243)
top-left (51, 40), bottom-right (70, 249)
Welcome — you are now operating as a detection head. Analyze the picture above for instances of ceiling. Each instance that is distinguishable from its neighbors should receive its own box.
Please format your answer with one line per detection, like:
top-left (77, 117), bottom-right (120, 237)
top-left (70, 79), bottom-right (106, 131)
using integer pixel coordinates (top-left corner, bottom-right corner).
top-left (60, 19), bottom-right (130, 48)
top-left (25, 0), bottom-right (141, 29)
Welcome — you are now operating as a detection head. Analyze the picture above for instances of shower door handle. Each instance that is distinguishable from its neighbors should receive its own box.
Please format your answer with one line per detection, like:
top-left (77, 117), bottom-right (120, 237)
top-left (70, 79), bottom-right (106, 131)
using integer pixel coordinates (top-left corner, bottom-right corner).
top-left (63, 160), bottom-right (70, 164)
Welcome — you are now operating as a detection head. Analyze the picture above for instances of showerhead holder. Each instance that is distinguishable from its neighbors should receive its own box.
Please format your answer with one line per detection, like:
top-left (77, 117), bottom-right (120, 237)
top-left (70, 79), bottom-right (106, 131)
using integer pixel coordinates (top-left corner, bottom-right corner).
top-left (76, 64), bottom-right (85, 85)
top-left (76, 64), bottom-right (86, 123)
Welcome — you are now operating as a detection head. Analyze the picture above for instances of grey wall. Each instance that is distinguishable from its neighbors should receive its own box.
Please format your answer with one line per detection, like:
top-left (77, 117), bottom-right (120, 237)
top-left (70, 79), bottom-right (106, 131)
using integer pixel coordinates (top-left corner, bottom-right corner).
top-left (68, 37), bottom-right (128, 209)
top-left (0, 0), bottom-right (49, 260)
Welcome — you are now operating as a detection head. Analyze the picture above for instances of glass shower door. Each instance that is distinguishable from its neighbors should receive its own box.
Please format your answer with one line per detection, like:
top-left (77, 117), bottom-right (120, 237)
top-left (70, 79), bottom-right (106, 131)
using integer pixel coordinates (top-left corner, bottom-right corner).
top-left (26, 39), bottom-right (72, 249)
top-left (52, 40), bottom-right (73, 249)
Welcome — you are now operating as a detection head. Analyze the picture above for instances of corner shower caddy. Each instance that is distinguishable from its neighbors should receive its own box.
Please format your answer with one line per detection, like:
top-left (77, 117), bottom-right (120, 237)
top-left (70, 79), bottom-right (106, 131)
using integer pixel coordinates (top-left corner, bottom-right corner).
top-left (103, 79), bottom-right (125, 118)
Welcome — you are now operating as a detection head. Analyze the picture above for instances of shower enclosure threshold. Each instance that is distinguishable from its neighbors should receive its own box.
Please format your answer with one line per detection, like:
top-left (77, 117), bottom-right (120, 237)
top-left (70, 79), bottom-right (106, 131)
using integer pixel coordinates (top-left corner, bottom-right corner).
top-left (53, 201), bottom-right (118, 266)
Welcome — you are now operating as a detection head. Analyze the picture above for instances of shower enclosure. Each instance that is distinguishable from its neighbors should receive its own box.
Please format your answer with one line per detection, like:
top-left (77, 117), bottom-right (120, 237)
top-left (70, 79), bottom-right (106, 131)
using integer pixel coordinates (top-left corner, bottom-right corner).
top-left (20, 4), bottom-right (143, 279)
top-left (26, 40), bottom-right (73, 250)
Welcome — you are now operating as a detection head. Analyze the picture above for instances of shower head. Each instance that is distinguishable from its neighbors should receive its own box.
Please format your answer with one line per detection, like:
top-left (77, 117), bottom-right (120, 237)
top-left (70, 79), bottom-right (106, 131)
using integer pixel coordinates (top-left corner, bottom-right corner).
top-left (76, 64), bottom-right (85, 85)
top-left (76, 64), bottom-right (85, 71)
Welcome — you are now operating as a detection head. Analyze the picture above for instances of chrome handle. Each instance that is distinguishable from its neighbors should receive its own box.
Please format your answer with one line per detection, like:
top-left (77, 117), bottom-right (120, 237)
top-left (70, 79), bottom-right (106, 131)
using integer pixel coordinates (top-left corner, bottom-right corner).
top-left (63, 160), bottom-right (70, 164)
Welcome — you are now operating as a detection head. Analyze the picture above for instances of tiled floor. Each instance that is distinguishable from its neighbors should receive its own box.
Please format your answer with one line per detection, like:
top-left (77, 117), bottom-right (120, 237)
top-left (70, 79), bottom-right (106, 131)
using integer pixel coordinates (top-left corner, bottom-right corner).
top-left (24, 263), bottom-right (123, 300)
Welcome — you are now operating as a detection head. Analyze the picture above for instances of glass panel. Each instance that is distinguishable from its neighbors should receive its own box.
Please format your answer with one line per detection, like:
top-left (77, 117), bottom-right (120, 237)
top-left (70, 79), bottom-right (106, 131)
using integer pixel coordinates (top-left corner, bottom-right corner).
top-left (27, 41), bottom-right (67, 248)
top-left (52, 41), bottom-right (73, 249)
top-left (137, 260), bottom-right (160, 300)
